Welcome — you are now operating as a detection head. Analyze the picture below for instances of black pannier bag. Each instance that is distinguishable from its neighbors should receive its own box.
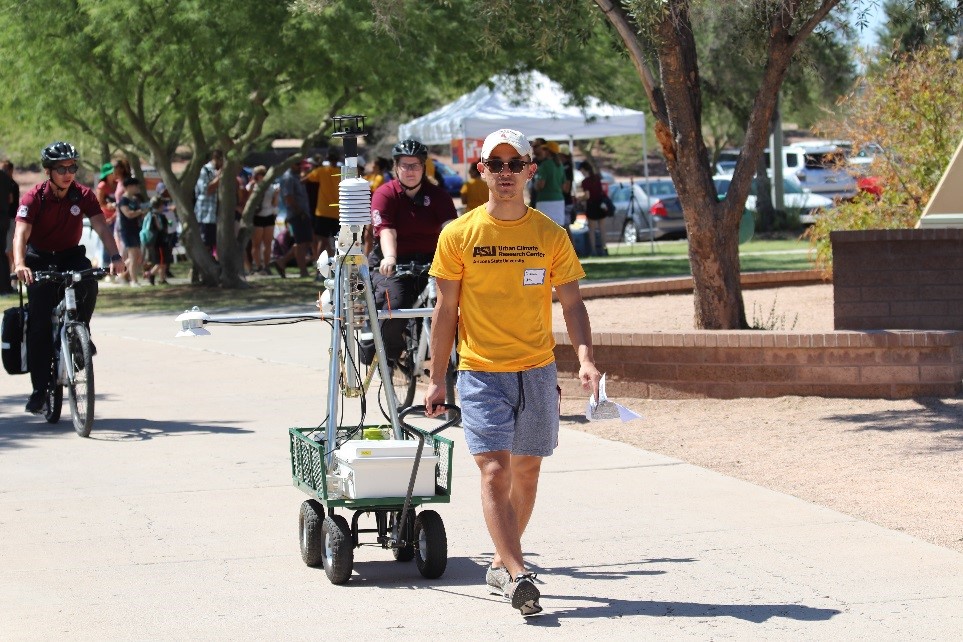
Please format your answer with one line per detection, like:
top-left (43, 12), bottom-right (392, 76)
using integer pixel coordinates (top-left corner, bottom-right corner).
top-left (2, 299), bottom-right (29, 375)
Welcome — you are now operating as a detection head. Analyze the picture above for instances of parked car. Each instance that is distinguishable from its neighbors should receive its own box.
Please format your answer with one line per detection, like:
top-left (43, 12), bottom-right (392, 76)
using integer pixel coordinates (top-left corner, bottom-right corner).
top-left (763, 142), bottom-right (858, 200)
top-left (848, 142), bottom-right (884, 168)
top-left (431, 159), bottom-right (464, 198)
top-left (603, 179), bottom-right (686, 241)
top-left (845, 143), bottom-right (886, 197)
top-left (714, 175), bottom-right (833, 225)
top-left (714, 149), bottom-right (740, 175)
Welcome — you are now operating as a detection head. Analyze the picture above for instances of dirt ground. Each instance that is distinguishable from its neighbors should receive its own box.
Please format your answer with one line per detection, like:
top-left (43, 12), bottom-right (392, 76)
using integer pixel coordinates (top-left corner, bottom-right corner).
top-left (554, 284), bottom-right (963, 554)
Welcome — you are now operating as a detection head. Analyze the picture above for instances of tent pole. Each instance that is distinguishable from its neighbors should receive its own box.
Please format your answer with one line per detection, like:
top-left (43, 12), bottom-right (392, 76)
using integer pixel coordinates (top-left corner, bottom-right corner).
top-left (568, 135), bottom-right (577, 239)
top-left (643, 115), bottom-right (654, 254)
top-left (462, 123), bottom-right (469, 180)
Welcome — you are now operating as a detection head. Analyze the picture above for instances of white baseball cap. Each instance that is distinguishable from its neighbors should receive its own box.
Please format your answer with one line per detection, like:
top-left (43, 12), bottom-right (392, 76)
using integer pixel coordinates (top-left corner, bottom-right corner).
top-left (481, 129), bottom-right (533, 159)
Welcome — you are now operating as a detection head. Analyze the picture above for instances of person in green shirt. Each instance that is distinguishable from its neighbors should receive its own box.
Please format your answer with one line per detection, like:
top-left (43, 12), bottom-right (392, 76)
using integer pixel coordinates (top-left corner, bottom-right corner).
top-left (533, 141), bottom-right (566, 227)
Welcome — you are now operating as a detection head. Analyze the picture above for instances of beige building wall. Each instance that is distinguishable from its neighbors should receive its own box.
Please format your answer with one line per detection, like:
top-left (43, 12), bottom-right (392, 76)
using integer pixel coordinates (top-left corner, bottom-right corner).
top-left (918, 136), bottom-right (963, 228)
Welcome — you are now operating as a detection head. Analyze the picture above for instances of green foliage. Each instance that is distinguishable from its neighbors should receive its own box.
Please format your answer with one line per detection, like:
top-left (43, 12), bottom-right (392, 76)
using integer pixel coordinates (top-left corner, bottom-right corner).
top-left (875, 0), bottom-right (961, 61)
top-left (694, 3), bottom-right (858, 154)
top-left (0, 0), bottom-right (541, 285)
top-left (808, 46), bottom-right (963, 272)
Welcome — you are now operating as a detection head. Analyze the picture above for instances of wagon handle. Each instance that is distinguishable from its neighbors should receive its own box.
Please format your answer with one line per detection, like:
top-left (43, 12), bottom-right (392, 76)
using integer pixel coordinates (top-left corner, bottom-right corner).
top-left (394, 404), bottom-right (460, 549)
top-left (398, 404), bottom-right (461, 436)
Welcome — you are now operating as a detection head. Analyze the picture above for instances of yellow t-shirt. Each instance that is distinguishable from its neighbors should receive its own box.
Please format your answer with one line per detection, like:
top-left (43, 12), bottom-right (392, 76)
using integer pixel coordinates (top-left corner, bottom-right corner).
top-left (460, 177), bottom-right (488, 212)
top-left (366, 172), bottom-right (385, 192)
top-left (305, 165), bottom-right (340, 219)
top-left (430, 206), bottom-right (584, 372)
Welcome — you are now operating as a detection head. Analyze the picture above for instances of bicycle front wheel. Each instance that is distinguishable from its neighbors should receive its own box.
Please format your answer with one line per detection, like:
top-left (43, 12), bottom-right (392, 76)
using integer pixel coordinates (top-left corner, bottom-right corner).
top-left (391, 358), bottom-right (417, 411)
top-left (389, 319), bottom-right (419, 410)
top-left (65, 323), bottom-right (95, 437)
top-left (44, 379), bottom-right (63, 424)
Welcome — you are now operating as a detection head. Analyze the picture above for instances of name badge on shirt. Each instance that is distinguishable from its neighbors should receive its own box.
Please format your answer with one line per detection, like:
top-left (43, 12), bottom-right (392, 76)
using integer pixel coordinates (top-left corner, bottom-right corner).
top-left (523, 268), bottom-right (545, 286)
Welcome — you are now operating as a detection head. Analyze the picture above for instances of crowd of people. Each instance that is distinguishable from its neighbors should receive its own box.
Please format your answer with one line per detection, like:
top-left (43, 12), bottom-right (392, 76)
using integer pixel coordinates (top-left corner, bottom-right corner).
top-left (2, 137), bottom-right (606, 293)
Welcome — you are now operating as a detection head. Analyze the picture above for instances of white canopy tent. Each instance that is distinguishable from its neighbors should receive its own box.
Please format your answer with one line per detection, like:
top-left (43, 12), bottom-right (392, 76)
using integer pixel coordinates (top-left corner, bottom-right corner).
top-left (398, 71), bottom-right (647, 176)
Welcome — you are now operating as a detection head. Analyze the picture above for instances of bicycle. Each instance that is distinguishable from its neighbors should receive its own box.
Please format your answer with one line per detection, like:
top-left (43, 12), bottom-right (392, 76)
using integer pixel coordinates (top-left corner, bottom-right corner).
top-left (32, 267), bottom-right (108, 437)
top-left (388, 262), bottom-right (457, 411)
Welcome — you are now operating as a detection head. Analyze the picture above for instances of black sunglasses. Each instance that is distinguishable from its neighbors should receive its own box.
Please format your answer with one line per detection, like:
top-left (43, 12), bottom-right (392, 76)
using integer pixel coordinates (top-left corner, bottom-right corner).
top-left (483, 159), bottom-right (531, 174)
top-left (51, 164), bottom-right (79, 176)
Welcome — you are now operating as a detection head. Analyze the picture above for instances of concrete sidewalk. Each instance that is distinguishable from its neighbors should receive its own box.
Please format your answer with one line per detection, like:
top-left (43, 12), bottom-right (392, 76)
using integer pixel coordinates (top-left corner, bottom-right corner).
top-left (1, 310), bottom-right (961, 640)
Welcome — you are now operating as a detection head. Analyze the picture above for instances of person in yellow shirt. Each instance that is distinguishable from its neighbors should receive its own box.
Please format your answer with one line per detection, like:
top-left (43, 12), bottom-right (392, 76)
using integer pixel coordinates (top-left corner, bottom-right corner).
top-left (365, 157), bottom-right (391, 192)
top-left (303, 149), bottom-right (341, 258)
top-left (425, 128), bottom-right (601, 617)
top-left (459, 163), bottom-right (488, 213)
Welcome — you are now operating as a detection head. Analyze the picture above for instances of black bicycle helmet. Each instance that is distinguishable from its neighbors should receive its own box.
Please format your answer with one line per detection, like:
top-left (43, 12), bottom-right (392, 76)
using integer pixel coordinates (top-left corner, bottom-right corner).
top-left (391, 139), bottom-right (429, 161)
top-left (41, 141), bottom-right (79, 168)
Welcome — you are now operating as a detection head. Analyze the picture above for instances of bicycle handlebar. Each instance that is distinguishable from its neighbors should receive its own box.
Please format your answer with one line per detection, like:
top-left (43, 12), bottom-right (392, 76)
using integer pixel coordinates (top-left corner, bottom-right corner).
top-left (31, 267), bottom-right (110, 285)
top-left (392, 262), bottom-right (432, 278)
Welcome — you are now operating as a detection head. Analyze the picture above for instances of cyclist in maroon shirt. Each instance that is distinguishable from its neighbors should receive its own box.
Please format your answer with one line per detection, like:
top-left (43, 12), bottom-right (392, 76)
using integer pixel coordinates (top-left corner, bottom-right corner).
top-left (12, 141), bottom-right (126, 415)
top-left (365, 139), bottom-right (456, 366)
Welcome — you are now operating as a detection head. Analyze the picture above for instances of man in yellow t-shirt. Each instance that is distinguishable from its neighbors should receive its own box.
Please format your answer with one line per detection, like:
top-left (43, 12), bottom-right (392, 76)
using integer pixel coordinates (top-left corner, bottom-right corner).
top-left (426, 128), bottom-right (601, 617)
top-left (303, 149), bottom-right (341, 258)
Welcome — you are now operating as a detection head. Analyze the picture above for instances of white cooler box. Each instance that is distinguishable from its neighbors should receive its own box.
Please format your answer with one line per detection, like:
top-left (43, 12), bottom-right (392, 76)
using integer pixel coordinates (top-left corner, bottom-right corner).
top-left (334, 440), bottom-right (439, 499)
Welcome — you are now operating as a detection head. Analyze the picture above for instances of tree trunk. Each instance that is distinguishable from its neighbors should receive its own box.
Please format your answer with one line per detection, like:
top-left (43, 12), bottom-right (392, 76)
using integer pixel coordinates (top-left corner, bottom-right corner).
top-left (652, 8), bottom-right (747, 328)
top-left (687, 201), bottom-right (746, 328)
top-left (755, 154), bottom-right (774, 232)
top-left (215, 158), bottom-right (247, 289)
top-left (593, 0), bottom-right (823, 328)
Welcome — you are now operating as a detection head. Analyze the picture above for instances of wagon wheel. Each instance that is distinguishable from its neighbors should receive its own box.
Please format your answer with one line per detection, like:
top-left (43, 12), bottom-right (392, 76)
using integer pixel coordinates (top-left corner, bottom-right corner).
top-left (321, 514), bottom-right (354, 584)
top-left (298, 500), bottom-right (325, 567)
top-left (391, 509), bottom-right (416, 562)
top-left (414, 510), bottom-right (447, 579)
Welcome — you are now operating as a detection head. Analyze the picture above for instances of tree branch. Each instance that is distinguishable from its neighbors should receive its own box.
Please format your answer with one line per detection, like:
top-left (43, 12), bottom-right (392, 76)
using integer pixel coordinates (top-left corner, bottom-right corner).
top-left (593, 0), bottom-right (663, 117)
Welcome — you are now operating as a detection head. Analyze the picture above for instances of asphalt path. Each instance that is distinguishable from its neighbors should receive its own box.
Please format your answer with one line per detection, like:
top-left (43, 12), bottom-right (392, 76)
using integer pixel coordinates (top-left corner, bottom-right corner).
top-left (1, 309), bottom-right (961, 639)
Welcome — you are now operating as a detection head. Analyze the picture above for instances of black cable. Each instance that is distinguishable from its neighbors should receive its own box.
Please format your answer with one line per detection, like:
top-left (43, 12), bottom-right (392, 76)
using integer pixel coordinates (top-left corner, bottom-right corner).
top-left (207, 316), bottom-right (320, 326)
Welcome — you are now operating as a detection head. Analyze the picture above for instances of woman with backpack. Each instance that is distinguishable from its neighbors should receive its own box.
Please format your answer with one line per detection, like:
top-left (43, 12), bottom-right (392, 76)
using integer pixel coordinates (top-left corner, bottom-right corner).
top-left (141, 195), bottom-right (171, 285)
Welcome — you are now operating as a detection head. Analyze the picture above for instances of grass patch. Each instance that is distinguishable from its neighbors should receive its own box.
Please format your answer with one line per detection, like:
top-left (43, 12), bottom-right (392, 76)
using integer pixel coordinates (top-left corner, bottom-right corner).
top-left (582, 248), bottom-right (814, 281)
top-left (96, 277), bottom-right (325, 315)
top-left (601, 237), bottom-right (808, 258)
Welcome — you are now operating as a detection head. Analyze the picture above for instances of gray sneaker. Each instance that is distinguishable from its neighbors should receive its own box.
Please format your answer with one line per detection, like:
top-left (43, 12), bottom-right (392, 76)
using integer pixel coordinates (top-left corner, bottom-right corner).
top-left (486, 565), bottom-right (511, 596)
top-left (506, 573), bottom-right (542, 616)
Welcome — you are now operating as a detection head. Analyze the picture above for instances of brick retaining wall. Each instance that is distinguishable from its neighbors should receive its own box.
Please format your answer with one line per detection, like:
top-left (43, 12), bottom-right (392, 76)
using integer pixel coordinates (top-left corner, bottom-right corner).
top-left (553, 329), bottom-right (963, 399)
top-left (832, 229), bottom-right (963, 331)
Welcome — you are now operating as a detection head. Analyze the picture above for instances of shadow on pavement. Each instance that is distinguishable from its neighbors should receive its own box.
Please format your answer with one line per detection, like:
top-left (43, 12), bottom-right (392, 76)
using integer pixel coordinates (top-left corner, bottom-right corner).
top-left (330, 555), bottom-right (838, 625)
top-left (533, 558), bottom-right (690, 581)
top-left (521, 595), bottom-right (841, 626)
top-left (340, 555), bottom-right (685, 589)
top-left (0, 394), bottom-right (252, 448)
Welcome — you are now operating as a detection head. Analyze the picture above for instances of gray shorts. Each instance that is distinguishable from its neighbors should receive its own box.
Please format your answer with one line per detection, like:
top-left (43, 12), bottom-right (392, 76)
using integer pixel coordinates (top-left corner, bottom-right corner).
top-left (456, 363), bottom-right (561, 457)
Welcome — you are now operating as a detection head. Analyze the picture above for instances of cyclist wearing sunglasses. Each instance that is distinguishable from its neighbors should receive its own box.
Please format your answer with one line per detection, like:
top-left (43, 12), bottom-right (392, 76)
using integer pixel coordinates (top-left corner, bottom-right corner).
top-left (425, 128), bottom-right (600, 616)
top-left (13, 141), bottom-right (126, 414)
top-left (363, 138), bottom-right (456, 366)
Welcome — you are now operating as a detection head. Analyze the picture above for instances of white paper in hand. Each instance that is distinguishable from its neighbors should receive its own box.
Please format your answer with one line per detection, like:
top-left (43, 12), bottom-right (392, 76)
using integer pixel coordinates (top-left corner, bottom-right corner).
top-left (585, 374), bottom-right (642, 422)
